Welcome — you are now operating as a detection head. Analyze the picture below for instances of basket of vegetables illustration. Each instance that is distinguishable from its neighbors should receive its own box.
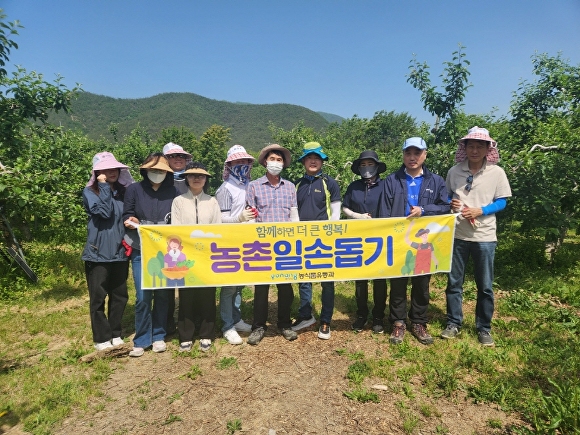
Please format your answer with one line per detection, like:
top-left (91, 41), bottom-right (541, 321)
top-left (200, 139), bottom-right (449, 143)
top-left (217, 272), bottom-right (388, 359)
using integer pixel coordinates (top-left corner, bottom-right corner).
top-left (162, 260), bottom-right (194, 280)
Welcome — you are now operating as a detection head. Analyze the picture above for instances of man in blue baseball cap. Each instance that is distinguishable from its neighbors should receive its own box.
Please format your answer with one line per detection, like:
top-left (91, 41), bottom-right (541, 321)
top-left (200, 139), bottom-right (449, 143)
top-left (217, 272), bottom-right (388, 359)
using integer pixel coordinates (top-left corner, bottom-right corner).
top-left (382, 137), bottom-right (449, 345)
top-left (292, 142), bottom-right (341, 339)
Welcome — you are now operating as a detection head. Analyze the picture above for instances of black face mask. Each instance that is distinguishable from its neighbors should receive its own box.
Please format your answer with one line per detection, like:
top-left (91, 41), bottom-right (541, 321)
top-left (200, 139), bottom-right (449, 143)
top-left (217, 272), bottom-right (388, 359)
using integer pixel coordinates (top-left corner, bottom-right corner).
top-left (360, 166), bottom-right (378, 179)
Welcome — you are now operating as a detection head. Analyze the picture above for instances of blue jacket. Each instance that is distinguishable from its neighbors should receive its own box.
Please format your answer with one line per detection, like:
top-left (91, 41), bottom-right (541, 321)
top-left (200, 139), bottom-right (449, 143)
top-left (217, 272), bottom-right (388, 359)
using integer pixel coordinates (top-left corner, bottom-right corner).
top-left (381, 165), bottom-right (450, 217)
top-left (81, 183), bottom-right (127, 263)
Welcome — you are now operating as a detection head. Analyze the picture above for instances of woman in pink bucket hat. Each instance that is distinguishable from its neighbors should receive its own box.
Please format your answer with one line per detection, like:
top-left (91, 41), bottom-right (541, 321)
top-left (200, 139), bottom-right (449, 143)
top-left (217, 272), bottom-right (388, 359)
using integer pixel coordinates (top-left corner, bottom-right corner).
top-left (82, 152), bottom-right (134, 351)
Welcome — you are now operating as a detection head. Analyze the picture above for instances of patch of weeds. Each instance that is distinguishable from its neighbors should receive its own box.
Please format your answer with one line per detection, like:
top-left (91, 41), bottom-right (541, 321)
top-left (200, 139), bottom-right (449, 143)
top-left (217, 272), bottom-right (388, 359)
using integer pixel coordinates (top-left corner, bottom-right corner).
top-left (168, 392), bottom-right (183, 404)
top-left (343, 388), bottom-right (379, 403)
top-left (335, 348), bottom-right (347, 356)
top-left (346, 360), bottom-right (371, 385)
top-left (390, 340), bottom-right (420, 359)
top-left (217, 356), bottom-right (238, 370)
top-left (348, 350), bottom-right (365, 360)
top-left (469, 377), bottom-right (515, 410)
top-left (435, 424), bottom-right (450, 434)
top-left (94, 402), bottom-right (105, 412)
top-left (419, 403), bottom-right (440, 418)
top-left (372, 358), bottom-right (394, 380)
top-left (137, 397), bottom-right (148, 411)
top-left (402, 382), bottom-right (415, 399)
top-left (90, 358), bottom-right (113, 383)
top-left (137, 381), bottom-right (150, 394)
top-left (423, 361), bottom-right (459, 397)
top-left (227, 418), bottom-right (242, 434)
top-left (61, 343), bottom-right (87, 364)
top-left (527, 378), bottom-right (580, 434)
top-left (396, 401), bottom-right (420, 434)
top-left (186, 364), bottom-right (202, 380)
top-left (163, 414), bottom-right (182, 425)
top-left (396, 365), bottom-right (417, 383)
top-left (487, 418), bottom-right (503, 429)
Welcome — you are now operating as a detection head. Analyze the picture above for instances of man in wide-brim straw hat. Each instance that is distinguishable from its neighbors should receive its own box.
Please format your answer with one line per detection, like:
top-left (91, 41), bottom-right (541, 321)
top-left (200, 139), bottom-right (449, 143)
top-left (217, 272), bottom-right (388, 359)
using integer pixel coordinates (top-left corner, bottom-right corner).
top-left (245, 144), bottom-right (299, 346)
top-left (441, 126), bottom-right (512, 347)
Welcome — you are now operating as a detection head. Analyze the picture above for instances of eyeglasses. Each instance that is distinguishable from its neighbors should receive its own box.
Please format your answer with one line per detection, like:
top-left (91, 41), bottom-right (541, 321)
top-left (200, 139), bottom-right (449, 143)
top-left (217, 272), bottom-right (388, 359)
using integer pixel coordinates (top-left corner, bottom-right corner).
top-left (465, 175), bottom-right (473, 192)
top-left (168, 154), bottom-right (187, 159)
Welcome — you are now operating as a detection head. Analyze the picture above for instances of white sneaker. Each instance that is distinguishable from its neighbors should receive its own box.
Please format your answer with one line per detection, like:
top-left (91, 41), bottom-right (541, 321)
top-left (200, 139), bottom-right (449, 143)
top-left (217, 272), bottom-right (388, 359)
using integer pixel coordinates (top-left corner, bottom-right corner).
top-left (94, 341), bottom-right (114, 351)
top-left (224, 328), bottom-right (243, 345)
top-left (233, 320), bottom-right (252, 333)
top-left (179, 341), bottom-right (192, 352)
top-left (111, 337), bottom-right (124, 346)
top-left (199, 339), bottom-right (212, 352)
top-left (152, 341), bottom-right (166, 353)
top-left (129, 347), bottom-right (144, 357)
top-left (291, 315), bottom-right (316, 331)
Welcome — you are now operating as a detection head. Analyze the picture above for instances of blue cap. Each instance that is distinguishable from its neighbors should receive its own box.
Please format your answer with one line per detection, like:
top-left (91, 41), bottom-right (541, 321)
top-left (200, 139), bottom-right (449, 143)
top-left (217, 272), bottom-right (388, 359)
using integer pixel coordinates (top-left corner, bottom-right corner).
top-left (402, 137), bottom-right (427, 150)
top-left (298, 142), bottom-right (328, 162)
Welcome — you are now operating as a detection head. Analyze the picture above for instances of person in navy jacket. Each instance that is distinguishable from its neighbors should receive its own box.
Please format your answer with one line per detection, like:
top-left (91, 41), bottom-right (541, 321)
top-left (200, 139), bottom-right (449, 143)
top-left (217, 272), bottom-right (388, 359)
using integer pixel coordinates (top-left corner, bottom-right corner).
top-left (381, 137), bottom-right (449, 345)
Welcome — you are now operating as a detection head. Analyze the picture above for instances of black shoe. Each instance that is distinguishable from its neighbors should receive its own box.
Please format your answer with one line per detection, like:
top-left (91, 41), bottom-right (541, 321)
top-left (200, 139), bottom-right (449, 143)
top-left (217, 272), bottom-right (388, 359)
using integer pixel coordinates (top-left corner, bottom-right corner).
top-left (247, 327), bottom-right (266, 345)
top-left (372, 318), bottom-right (384, 334)
top-left (352, 316), bottom-right (367, 332)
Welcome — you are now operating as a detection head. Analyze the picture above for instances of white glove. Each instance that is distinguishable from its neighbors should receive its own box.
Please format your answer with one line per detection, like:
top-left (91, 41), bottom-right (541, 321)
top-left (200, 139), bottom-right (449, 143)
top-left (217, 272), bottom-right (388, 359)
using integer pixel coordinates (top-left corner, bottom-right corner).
top-left (238, 208), bottom-right (255, 222)
top-left (290, 207), bottom-right (300, 222)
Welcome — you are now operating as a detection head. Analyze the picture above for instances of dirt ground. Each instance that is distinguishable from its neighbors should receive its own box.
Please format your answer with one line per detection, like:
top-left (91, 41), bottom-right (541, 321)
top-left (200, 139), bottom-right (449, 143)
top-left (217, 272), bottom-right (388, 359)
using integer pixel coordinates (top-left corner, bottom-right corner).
top-left (4, 290), bottom-right (528, 435)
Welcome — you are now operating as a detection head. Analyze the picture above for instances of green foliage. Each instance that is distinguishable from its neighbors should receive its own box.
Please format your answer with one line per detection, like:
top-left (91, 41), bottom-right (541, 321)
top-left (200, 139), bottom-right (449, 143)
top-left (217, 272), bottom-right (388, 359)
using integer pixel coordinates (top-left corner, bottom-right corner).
top-left (407, 44), bottom-right (471, 145)
top-left (342, 388), bottom-right (379, 403)
top-left (217, 356), bottom-right (238, 370)
top-left (530, 379), bottom-right (580, 434)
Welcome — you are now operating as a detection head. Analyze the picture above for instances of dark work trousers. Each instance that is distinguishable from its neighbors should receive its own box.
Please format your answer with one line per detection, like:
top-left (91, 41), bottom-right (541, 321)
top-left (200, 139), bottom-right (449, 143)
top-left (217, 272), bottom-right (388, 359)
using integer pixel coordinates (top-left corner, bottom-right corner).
top-left (355, 279), bottom-right (387, 320)
top-left (85, 261), bottom-right (129, 343)
top-left (389, 275), bottom-right (431, 325)
top-left (252, 283), bottom-right (294, 330)
top-left (167, 291), bottom-right (176, 332)
top-left (178, 287), bottom-right (216, 342)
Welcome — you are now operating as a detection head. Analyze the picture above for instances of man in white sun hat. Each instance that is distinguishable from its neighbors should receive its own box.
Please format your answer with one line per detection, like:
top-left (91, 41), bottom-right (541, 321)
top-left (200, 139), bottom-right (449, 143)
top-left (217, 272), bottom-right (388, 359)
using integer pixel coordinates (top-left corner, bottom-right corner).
top-left (215, 145), bottom-right (256, 345)
top-left (442, 126), bottom-right (512, 347)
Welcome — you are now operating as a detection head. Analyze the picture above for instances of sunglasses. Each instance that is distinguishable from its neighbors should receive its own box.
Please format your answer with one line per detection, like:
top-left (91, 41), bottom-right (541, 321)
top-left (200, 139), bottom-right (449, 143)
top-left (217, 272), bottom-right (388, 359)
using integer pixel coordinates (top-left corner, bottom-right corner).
top-left (186, 174), bottom-right (206, 179)
top-left (168, 154), bottom-right (188, 159)
top-left (465, 175), bottom-right (473, 192)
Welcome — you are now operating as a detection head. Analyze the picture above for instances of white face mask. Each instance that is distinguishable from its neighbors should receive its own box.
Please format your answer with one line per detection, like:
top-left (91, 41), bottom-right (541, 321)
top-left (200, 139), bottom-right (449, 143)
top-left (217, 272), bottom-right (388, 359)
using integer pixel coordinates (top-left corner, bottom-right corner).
top-left (147, 170), bottom-right (166, 184)
top-left (266, 161), bottom-right (284, 176)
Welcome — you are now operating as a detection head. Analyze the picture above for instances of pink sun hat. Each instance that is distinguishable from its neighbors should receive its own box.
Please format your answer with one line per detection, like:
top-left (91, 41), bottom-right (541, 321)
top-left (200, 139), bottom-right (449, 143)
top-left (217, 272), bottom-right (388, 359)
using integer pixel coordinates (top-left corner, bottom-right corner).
top-left (455, 126), bottom-right (500, 164)
top-left (86, 152), bottom-right (133, 187)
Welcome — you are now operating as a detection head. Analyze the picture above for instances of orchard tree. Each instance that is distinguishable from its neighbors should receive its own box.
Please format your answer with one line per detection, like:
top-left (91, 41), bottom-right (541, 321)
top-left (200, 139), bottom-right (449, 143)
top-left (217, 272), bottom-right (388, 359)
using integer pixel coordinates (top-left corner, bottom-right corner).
top-left (407, 44), bottom-right (471, 146)
top-left (501, 53), bottom-right (580, 257)
top-left (196, 124), bottom-right (231, 192)
top-left (0, 9), bottom-right (80, 164)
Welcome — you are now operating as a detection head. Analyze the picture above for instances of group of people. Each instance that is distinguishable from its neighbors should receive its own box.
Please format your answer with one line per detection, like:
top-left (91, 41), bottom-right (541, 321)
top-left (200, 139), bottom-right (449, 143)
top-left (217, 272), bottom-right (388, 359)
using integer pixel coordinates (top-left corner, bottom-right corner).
top-left (81, 125), bottom-right (511, 356)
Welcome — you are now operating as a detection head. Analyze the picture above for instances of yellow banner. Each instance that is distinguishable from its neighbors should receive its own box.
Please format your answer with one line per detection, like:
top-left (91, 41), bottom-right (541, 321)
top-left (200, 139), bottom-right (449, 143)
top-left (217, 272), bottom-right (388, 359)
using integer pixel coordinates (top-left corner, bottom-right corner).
top-left (138, 215), bottom-right (456, 289)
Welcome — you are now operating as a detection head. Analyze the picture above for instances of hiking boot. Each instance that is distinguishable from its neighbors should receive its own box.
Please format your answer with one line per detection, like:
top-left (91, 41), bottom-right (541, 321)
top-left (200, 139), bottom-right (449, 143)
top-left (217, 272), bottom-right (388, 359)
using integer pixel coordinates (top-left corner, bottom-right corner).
top-left (199, 339), bottom-right (212, 352)
top-left (390, 323), bottom-right (406, 344)
top-left (233, 320), bottom-right (252, 333)
top-left (224, 328), bottom-right (243, 345)
top-left (291, 315), bottom-right (316, 331)
top-left (178, 341), bottom-right (192, 352)
top-left (280, 328), bottom-right (298, 341)
top-left (372, 318), bottom-right (385, 334)
top-left (352, 316), bottom-right (367, 332)
top-left (318, 323), bottom-right (331, 340)
top-left (247, 327), bottom-right (266, 345)
top-left (441, 325), bottom-right (461, 339)
top-left (478, 330), bottom-right (495, 347)
top-left (411, 323), bottom-right (434, 345)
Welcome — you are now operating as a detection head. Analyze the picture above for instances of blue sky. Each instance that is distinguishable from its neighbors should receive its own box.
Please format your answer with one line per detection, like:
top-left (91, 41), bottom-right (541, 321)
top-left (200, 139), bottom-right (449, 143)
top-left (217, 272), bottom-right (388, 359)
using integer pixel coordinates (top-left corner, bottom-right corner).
top-left (3, 1), bottom-right (579, 125)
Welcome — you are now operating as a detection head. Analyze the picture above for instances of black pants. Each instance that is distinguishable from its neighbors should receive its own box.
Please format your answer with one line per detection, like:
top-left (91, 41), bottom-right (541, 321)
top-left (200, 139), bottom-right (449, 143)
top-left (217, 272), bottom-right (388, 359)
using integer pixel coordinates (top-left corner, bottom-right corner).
top-left (355, 279), bottom-right (387, 320)
top-left (85, 261), bottom-right (129, 343)
top-left (389, 275), bottom-right (431, 325)
top-left (178, 287), bottom-right (216, 341)
top-left (252, 283), bottom-right (294, 330)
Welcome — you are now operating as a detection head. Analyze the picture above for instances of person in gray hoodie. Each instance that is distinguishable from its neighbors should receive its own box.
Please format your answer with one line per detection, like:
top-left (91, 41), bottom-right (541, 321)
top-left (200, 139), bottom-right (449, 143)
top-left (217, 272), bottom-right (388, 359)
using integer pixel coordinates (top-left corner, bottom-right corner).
top-left (82, 152), bottom-right (133, 351)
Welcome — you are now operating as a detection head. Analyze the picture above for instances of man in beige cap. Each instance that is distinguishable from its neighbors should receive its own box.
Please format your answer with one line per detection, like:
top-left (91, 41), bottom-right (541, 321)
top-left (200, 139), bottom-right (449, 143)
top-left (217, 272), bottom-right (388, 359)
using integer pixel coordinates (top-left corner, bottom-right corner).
top-left (245, 144), bottom-right (299, 345)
